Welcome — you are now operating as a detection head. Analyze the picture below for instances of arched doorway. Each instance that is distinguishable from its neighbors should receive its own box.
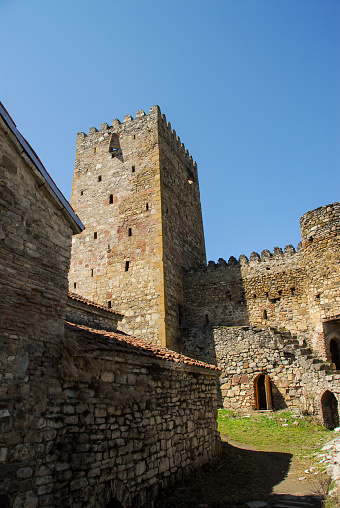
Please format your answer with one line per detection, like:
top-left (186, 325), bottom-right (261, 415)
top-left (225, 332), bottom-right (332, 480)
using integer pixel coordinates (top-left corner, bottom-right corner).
top-left (254, 373), bottom-right (273, 410)
top-left (321, 391), bottom-right (339, 430)
top-left (330, 339), bottom-right (340, 370)
top-left (106, 499), bottom-right (123, 508)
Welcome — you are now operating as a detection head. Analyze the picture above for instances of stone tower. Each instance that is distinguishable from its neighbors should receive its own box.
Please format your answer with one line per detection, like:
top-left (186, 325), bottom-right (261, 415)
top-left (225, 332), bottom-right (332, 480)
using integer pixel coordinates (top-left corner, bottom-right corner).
top-left (300, 202), bottom-right (340, 358)
top-left (69, 106), bottom-right (206, 348)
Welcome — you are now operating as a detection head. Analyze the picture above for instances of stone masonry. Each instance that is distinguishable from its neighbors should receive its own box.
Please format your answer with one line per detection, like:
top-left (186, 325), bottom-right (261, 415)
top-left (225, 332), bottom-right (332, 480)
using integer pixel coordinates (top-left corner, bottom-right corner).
top-left (0, 104), bottom-right (221, 508)
top-left (1, 101), bottom-right (340, 505)
top-left (180, 325), bottom-right (340, 422)
top-left (69, 107), bottom-right (206, 350)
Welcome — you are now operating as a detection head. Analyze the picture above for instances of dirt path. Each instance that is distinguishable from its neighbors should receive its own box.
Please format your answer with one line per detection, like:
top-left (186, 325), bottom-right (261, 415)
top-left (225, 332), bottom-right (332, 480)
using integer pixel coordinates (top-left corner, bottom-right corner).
top-left (155, 436), bottom-right (325, 508)
top-left (225, 437), bottom-right (319, 497)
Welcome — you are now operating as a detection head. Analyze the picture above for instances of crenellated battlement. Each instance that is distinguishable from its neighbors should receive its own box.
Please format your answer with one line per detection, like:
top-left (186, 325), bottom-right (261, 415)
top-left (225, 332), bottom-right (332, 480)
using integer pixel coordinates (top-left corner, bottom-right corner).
top-left (159, 111), bottom-right (197, 169)
top-left (75, 106), bottom-right (197, 169)
top-left (76, 105), bottom-right (160, 140)
top-left (184, 242), bottom-right (302, 275)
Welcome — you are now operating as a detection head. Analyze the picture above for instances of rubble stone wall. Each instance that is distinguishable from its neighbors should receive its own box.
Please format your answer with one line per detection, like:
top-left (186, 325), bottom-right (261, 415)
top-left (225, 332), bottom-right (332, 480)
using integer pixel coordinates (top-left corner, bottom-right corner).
top-left (66, 296), bottom-right (121, 331)
top-left (300, 203), bottom-right (340, 358)
top-left (69, 107), bottom-right (166, 345)
top-left (182, 246), bottom-right (311, 343)
top-left (2, 337), bottom-right (220, 508)
top-left (69, 107), bottom-right (207, 349)
top-left (0, 113), bottom-right (76, 506)
top-left (181, 325), bottom-right (340, 424)
top-left (158, 113), bottom-right (206, 350)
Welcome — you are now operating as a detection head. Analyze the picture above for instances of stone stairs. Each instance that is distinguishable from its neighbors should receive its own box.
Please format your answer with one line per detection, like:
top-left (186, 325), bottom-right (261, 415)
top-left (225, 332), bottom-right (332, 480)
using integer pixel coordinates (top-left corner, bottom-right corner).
top-left (273, 494), bottom-right (321, 508)
top-left (272, 494), bottom-right (322, 508)
top-left (245, 493), bottom-right (322, 508)
top-left (277, 331), bottom-right (334, 374)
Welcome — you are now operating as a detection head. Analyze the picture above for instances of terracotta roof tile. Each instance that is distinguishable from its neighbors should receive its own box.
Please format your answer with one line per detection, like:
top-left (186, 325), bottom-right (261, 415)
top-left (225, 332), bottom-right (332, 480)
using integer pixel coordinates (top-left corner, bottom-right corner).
top-left (67, 292), bottom-right (123, 316)
top-left (65, 322), bottom-right (220, 371)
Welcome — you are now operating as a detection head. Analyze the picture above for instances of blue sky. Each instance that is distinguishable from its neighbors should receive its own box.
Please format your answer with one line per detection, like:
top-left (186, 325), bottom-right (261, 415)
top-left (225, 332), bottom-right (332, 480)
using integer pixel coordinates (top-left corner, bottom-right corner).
top-left (1, 0), bottom-right (339, 262)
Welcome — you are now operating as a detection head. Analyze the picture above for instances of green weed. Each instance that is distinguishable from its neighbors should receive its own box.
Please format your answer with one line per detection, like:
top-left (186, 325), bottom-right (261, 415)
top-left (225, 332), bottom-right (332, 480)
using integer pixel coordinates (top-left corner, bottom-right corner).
top-left (217, 409), bottom-right (332, 458)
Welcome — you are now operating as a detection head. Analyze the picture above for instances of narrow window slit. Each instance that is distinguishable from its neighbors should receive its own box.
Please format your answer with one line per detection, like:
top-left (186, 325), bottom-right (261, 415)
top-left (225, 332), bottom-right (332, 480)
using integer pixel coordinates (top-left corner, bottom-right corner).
top-left (132, 165), bottom-right (135, 173)
top-left (125, 261), bottom-right (130, 272)
top-left (109, 194), bottom-right (113, 204)
top-left (73, 282), bottom-right (77, 289)
top-left (128, 228), bottom-right (132, 237)
top-left (107, 301), bottom-right (112, 309)
top-left (98, 175), bottom-right (102, 182)
top-left (146, 203), bottom-right (149, 211)
top-left (94, 232), bottom-right (97, 239)
top-left (91, 269), bottom-right (94, 277)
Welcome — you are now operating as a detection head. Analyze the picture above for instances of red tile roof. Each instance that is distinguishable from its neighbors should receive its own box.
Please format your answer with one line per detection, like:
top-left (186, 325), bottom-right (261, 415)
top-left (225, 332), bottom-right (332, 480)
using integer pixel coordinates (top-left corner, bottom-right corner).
top-left (65, 322), bottom-right (220, 371)
top-left (68, 292), bottom-right (123, 316)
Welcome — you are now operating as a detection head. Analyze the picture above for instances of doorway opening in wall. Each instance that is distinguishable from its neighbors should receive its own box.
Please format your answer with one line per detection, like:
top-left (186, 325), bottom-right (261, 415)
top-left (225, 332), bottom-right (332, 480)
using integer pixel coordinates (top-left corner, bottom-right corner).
top-left (105, 498), bottom-right (123, 508)
top-left (330, 339), bottom-right (340, 370)
top-left (254, 373), bottom-right (273, 410)
top-left (321, 390), bottom-right (339, 430)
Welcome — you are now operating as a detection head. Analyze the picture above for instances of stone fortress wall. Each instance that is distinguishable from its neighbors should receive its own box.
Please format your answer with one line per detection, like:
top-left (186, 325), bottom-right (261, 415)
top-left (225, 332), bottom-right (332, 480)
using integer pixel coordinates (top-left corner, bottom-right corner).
top-left (0, 104), bottom-right (221, 508)
top-left (180, 201), bottom-right (340, 415)
top-left (181, 244), bottom-right (309, 340)
top-left (180, 324), bottom-right (340, 424)
top-left (68, 105), bottom-right (340, 423)
top-left (69, 107), bottom-right (166, 345)
top-left (2, 101), bottom-right (339, 506)
top-left (69, 107), bottom-right (206, 350)
top-left (300, 203), bottom-right (340, 357)
top-left (181, 202), bottom-right (340, 359)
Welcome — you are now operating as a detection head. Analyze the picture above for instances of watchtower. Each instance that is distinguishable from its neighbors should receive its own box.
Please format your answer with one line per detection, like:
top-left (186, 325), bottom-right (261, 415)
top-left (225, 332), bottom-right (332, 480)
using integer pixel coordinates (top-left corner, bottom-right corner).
top-left (69, 106), bottom-right (206, 348)
top-left (300, 202), bottom-right (340, 359)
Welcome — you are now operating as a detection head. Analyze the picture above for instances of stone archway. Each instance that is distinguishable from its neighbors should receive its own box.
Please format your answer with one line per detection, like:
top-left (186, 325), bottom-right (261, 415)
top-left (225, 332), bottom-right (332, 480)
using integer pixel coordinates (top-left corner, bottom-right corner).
top-left (323, 319), bottom-right (340, 366)
top-left (99, 478), bottom-right (130, 508)
top-left (106, 499), bottom-right (123, 508)
top-left (321, 390), bottom-right (339, 430)
top-left (330, 338), bottom-right (340, 370)
top-left (254, 373), bottom-right (273, 410)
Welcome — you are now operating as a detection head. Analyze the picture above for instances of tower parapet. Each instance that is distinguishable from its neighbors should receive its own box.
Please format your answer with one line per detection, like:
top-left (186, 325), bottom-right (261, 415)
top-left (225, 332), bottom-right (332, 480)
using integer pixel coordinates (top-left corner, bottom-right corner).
top-left (69, 107), bottom-right (206, 348)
